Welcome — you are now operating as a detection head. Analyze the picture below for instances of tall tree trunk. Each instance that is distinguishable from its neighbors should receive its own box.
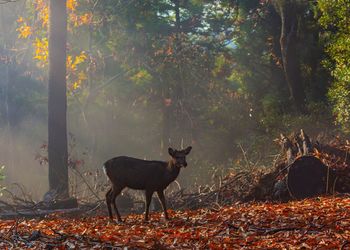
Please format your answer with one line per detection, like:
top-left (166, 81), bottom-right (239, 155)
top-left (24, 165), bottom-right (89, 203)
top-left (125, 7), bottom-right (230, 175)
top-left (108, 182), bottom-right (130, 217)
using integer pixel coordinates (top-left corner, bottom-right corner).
top-left (174, 0), bottom-right (181, 34)
top-left (274, 1), bottom-right (306, 113)
top-left (173, 0), bottom-right (186, 148)
top-left (161, 89), bottom-right (172, 155)
top-left (0, 7), bottom-right (15, 183)
top-left (48, 0), bottom-right (69, 198)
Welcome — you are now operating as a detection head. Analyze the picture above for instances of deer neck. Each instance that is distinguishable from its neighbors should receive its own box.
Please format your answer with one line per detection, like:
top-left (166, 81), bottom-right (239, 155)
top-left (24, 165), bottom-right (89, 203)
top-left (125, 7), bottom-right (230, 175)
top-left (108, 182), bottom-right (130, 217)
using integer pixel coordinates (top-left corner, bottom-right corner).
top-left (166, 159), bottom-right (181, 181)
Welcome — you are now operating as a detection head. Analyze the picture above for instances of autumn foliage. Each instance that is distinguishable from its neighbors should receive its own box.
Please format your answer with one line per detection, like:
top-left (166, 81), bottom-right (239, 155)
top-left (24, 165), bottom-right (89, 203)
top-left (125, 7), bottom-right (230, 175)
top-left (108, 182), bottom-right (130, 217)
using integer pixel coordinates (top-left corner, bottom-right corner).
top-left (16, 0), bottom-right (90, 91)
top-left (0, 196), bottom-right (349, 249)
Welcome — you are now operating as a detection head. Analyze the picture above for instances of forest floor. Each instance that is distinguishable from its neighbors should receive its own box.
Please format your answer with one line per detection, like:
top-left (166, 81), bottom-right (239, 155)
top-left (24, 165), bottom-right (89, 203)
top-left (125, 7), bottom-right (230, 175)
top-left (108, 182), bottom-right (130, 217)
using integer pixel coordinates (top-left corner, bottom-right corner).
top-left (0, 195), bottom-right (349, 249)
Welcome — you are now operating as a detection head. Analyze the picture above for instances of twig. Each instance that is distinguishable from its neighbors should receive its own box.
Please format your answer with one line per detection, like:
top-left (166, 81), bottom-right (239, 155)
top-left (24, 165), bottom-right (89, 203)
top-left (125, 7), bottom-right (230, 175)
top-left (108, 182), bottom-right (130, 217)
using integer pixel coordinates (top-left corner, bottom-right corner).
top-left (0, 200), bottom-right (27, 216)
top-left (84, 200), bottom-right (104, 215)
top-left (341, 240), bottom-right (350, 250)
top-left (238, 144), bottom-right (251, 169)
top-left (50, 228), bottom-right (124, 248)
top-left (70, 168), bottom-right (100, 201)
top-left (3, 188), bottom-right (35, 208)
top-left (249, 226), bottom-right (302, 235)
top-left (0, 0), bottom-right (18, 4)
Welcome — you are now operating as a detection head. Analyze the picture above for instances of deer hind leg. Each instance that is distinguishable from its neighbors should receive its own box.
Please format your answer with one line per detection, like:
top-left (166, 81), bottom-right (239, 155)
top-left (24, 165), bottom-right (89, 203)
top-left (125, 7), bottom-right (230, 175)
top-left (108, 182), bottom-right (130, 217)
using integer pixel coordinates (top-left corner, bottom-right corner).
top-left (105, 188), bottom-right (113, 221)
top-left (111, 185), bottom-right (124, 222)
top-left (144, 190), bottom-right (154, 222)
top-left (157, 190), bottom-right (169, 220)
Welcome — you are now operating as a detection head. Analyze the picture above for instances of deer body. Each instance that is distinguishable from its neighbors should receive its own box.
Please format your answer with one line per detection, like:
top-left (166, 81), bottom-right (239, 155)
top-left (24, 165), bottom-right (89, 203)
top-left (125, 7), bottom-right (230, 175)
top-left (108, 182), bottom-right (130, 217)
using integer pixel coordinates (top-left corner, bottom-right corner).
top-left (103, 146), bottom-right (192, 222)
top-left (104, 157), bottom-right (181, 191)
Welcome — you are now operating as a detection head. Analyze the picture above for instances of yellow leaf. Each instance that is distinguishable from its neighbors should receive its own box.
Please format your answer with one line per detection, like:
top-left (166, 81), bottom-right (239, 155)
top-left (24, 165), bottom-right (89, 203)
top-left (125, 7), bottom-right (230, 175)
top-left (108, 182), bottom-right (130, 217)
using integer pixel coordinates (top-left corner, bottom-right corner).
top-left (72, 81), bottom-right (80, 90)
top-left (74, 52), bottom-right (87, 65)
top-left (34, 0), bottom-right (49, 27)
top-left (17, 16), bottom-right (24, 23)
top-left (67, 0), bottom-right (77, 11)
top-left (79, 13), bottom-right (92, 25)
top-left (17, 24), bottom-right (32, 39)
top-left (33, 37), bottom-right (48, 66)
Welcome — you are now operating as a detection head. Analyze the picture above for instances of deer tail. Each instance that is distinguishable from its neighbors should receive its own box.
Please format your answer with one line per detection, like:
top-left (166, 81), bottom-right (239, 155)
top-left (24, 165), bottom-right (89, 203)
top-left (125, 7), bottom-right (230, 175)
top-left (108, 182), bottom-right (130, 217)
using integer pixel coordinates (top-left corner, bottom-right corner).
top-left (102, 164), bottom-right (107, 175)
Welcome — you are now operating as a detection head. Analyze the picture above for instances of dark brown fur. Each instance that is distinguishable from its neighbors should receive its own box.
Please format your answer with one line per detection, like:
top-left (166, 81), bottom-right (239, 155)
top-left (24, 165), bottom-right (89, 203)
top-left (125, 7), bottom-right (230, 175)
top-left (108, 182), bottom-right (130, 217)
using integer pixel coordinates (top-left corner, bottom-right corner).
top-left (103, 146), bottom-right (192, 222)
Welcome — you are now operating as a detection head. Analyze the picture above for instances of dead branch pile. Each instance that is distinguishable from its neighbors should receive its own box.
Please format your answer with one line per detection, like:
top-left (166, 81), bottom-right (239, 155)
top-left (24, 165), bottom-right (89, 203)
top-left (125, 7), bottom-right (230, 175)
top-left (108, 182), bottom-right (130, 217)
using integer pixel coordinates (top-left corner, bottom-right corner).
top-left (252, 131), bottom-right (350, 199)
top-left (167, 169), bottom-right (270, 210)
top-left (168, 130), bottom-right (350, 209)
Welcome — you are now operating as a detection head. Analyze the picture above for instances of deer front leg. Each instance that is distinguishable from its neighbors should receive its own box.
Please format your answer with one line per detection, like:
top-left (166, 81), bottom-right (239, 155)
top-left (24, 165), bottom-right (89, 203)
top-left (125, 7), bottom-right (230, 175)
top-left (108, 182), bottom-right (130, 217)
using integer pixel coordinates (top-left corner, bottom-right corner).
top-left (157, 190), bottom-right (169, 220)
top-left (144, 190), bottom-right (153, 222)
top-left (111, 185), bottom-right (124, 223)
top-left (105, 188), bottom-right (113, 221)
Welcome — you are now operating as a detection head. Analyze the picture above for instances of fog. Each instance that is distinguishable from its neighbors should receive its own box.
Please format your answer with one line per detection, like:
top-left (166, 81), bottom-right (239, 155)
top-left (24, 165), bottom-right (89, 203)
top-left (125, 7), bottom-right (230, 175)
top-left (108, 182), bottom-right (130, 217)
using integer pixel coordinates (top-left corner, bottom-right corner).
top-left (0, 0), bottom-right (336, 202)
top-left (0, 88), bottom-right (217, 200)
top-left (0, 118), bottom-right (48, 199)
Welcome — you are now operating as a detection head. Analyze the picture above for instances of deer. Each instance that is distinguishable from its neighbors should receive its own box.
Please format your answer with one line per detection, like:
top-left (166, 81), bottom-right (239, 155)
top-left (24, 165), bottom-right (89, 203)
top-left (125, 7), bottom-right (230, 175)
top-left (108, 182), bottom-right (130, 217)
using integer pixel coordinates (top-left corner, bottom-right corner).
top-left (103, 146), bottom-right (192, 222)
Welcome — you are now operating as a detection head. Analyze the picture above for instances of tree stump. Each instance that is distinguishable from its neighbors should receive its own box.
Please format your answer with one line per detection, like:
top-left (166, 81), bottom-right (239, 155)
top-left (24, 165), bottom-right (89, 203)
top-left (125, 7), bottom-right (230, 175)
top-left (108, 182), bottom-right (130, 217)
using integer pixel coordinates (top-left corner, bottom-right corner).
top-left (287, 156), bottom-right (334, 199)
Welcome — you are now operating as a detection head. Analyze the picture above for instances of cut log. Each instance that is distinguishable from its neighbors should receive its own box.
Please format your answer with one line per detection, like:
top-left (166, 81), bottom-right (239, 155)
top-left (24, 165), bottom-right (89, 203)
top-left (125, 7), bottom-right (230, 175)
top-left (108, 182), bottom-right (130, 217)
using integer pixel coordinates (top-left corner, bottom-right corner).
top-left (287, 156), bottom-right (335, 199)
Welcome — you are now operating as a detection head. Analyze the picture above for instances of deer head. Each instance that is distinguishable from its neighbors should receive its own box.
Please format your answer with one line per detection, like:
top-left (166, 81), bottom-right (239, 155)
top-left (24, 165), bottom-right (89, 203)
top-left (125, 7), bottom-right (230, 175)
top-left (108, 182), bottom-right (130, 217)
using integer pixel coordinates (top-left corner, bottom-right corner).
top-left (168, 146), bottom-right (192, 168)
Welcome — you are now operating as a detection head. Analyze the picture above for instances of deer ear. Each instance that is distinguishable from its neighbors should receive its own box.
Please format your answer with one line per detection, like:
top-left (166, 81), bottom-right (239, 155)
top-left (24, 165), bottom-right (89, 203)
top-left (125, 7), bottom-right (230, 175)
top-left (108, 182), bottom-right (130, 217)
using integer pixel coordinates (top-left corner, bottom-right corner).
top-left (184, 146), bottom-right (192, 155)
top-left (168, 147), bottom-right (175, 156)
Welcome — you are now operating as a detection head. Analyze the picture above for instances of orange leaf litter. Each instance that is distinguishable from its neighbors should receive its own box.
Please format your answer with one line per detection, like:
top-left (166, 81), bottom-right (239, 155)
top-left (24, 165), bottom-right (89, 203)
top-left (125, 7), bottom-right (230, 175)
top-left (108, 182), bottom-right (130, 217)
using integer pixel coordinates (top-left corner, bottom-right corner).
top-left (0, 196), bottom-right (349, 249)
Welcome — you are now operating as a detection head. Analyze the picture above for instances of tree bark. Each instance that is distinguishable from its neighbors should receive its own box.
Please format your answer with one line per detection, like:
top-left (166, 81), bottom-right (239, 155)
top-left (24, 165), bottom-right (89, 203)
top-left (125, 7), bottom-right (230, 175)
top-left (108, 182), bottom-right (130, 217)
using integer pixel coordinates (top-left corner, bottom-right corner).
top-left (274, 1), bottom-right (306, 113)
top-left (48, 0), bottom-right (69, 198)
top-left (287, 156), bottom-right (334, 199)
top-left (174, 0), bottom-right (181, 33)
top-left (161, 90), bottom-right (172, 155)
top-left (173, 0), bottom-right (186, 148)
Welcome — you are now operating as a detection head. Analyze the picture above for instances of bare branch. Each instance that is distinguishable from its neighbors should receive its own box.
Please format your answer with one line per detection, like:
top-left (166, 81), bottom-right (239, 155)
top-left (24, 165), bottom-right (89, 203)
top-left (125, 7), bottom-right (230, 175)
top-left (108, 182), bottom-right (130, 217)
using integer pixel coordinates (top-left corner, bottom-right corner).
top-left (0, 0), bottom-right (19, 4)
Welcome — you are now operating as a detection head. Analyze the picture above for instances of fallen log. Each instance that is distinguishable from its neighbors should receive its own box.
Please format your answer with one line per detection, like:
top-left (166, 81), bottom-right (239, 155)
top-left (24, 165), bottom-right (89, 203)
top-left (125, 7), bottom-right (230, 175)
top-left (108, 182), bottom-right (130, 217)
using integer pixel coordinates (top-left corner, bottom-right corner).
top-left (0, 207), bottom-right (82, 220)
top-left (287, 156), bottom-right (335, 199)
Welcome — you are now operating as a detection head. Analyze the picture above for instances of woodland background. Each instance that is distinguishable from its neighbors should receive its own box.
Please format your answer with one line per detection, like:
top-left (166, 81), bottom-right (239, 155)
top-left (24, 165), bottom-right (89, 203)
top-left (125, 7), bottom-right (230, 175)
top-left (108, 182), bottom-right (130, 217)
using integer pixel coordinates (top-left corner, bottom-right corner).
top-left (0, 0), bottom-right (349, 200)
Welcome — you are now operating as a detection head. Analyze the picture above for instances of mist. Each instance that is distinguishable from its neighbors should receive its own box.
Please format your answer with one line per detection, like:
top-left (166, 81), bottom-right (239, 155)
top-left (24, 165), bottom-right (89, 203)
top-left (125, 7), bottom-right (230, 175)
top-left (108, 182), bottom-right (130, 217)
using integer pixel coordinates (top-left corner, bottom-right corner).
top-left (1, 1), bottom-right (350, 249)
top-left (0, 0), bottom-right (338, 202)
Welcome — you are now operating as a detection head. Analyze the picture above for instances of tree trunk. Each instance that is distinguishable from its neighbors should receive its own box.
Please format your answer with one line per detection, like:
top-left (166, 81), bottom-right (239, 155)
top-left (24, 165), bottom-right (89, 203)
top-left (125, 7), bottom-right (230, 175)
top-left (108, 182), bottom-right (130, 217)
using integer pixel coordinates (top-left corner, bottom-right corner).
top-left (48, 0), bottom-right (69, 198)
top-left (161, 90), bottom-right (172, 155)
top-left (275, 1), bottom-right (306, 113)
top-left (173, 0), bottom-right (186, 148)
top-left (287, 156), bottom-right (334, 199)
